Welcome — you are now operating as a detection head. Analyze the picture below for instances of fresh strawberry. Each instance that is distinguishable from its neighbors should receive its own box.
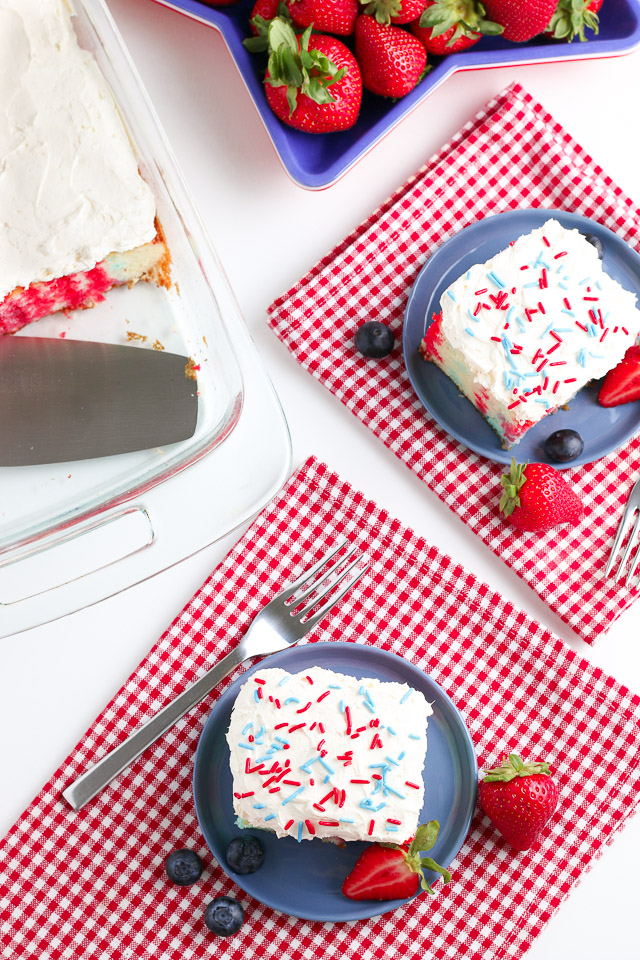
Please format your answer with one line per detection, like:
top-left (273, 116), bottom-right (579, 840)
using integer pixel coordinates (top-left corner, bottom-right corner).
top-left (359, 0), bottom-right (429, 27)
top-left (499, 459), bottom-right (583, 533)
top-left (288, 0), bottom-right (359, 35)
top-left (482, 0), bottom-right (557, 40)
top-left (248, 0), bottom-right (280, 35)
top-left (410, 0), bottom-right (503, 54)
top-left (244, 0), bottom-right (290, 48)
top-left (599, 344), bottom-right (640, 407)
top-left (478, 752), bottom-right (559, 851)
top-left (264, 19), bottom-right (362, 133)
top-left (342, 821), bottom-right (451, 900)
top-left (354, 14), bottom-right (428, 98)
top-left (546, 0), bottom-right (602, 41)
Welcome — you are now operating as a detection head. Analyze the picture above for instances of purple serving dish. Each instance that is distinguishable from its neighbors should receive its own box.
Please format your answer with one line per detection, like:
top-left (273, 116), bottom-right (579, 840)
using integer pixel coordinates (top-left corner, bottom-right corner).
top-left (150, 0), bottom-right (640, 189)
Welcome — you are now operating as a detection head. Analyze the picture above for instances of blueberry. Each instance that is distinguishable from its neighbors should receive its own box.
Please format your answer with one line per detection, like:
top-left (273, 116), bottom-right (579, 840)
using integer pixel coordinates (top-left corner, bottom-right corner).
top-left (204, 897), bottom-right (245, 936)
top-left (354, 321), bottom-right (395, 358)
top-left (164, 849), bottom-right (203, 886)
top-left (544, 428), bottom-right (584, 463)
top-left (583, 233), bottom-right (604, 259)
top-left (226, 835), bottom-right (265, 875)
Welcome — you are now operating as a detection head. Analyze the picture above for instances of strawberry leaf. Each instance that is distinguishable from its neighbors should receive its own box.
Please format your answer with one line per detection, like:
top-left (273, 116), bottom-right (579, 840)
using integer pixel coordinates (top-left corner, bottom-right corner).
top-left (482, 752), bottom-right (553, 783)
top-left (420, 857), bottom-right (452, 891)
top-left (409, 820), bottom-right (440, 855)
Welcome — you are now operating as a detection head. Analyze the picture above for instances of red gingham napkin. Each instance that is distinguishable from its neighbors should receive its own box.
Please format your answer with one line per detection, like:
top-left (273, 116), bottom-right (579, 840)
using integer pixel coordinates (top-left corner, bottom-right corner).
top-left (267, 82), bottom-right (640, 645)
top-left (2, 457), bottom-right (639, 960)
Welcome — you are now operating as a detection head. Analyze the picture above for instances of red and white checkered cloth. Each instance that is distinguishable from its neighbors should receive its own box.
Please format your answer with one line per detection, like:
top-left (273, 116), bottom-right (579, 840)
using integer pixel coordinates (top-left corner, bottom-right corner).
top-left (2, 457), bottom-right (639, 960)
top-left (267, 83), bottom-right (640, 645)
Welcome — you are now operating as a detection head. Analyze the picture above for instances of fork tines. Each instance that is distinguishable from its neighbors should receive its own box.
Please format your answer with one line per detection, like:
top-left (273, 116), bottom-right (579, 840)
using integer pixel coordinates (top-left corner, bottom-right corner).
top-left (606, 478), bottom-right (640, 586)
top-left (284, 538), bottom-right (369, 623)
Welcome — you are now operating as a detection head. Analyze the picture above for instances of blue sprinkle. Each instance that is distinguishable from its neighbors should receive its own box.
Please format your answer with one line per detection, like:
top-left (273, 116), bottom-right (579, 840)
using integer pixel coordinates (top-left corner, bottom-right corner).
top-left (241, 723), bottom-right (253, 735)
top-left (542, 322), bottom-right (555, 338)
top-left (398, 751), bottom-right (406, 760)
top-left (590, 352), bottom-right (605, 359)
top-left (339, 817), bottom-right (355, 824)
top-left (466, 270), bottom-right (471, 279)
top-left (254, 690), bottom-right (260, 703)
top-left (254, 726), bottom-right (265, 740)
top-left (385, 756), bottom-right (400, 766)
top-left (523, 371), bottom-right (539, 378)
top-left (534, 252), bottom-right (550, 269)
top-left (558, 282), bottom-right (569, 290)
top-left (555, 328), bottom-right (574, 333)
top-left (561, 309), bottom-right (575, 317)
top-left (300, 757), bottom-right (318, 772)
top-left (264, 813), bottom-right (276, 822)
top-left (371, 801), bottom-right (387, 812)
top-left (502, 335), bottom-right (513, 352)
top-left (467, 309), bottom-right (480, 324)
top-left (270, 742), bottom-right (284, 751)
top-left (386, 825), bottom-right (399, 833)
top-left (359, 798), bottom-right (373, 809)
top-left (386, 726), bottom-right (397, 736)
top-left (254, 755), bottom-right (268, 764)
top-left (488, 271), bottom-right (505, 288)
top-left (323, 774), bottom-right (331, 784)
top-left (596, 280), bottom-right (602, 290)
top-left (535, 400), bottom-right (550, 408)
top-left (339, 700), bottom-right (345, 713)
top-left (385, 787), bottom-right (406, 800)
top-left (282, 786), bottom-right (305, 806)
top-left (328, 684), bottom-right (341, 689)
top-left (253, 803), bottom-right (266, 810)
top-left (588, 323), bottom-right (599, 338)
top-left (238, 742), bottom-right (254, 751)
top-left (446, 290), bottom-right (456, 301)
top-left (362, 700), bottom-right (376, 713)
top-left (506, 352), bottom-right (519, 370)
top-left (275, 737), bottom-right (289, 746)
top-left (507, 306), bottom-right (515, 323)
top-left (604, 311), bottom-right (611, 323)
top-left (503, 372), bottom-right (514, 389)
top-left (464, 327), bottom-right (476, 338)
top-left (408, 733), bottom-right (421, 740)
top-left (318, 758), bottom-right (335, 775)
top-left (516, 316), bottom-right (527, 332)
top-left (369, 763), bottom-right (390, 770)
top-left (277, 676), bottom-right (290, 686)
top-left (297, 822), bottom-right (303, 842)
top-left (399, 690), bottom-right (412, 704)
top-left (284, 698), bottom-right (300, 705)
top-left (577, 348), bottom-right (588, 367)
top-left (523, 281), bottom-right (539, 289)
top-left (579, 277), bottom-right (591, 285)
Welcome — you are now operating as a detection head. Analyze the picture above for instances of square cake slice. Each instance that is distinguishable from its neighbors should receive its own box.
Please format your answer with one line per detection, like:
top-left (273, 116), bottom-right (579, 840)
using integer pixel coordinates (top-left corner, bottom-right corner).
top-left (420, 218), bottom-right (640, 448)
top-left (226, 665), bottom-right (431, 844)
top-left (0, 0), bottom-right (170, 335)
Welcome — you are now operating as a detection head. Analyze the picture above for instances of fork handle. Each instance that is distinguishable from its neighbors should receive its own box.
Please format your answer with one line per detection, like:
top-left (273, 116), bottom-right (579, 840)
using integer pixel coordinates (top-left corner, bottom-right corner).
top-left (62, 643), bottom-right (248, 812)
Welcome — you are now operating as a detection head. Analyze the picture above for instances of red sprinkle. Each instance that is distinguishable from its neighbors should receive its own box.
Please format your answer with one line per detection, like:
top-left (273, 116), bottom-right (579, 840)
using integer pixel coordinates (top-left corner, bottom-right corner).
top-left (350, 779), bottom-right (370, 784)
top-left (563, 298), bottom-right (572, 310)
top-left (268, 786), bottom-right (281, 794)
top-left (274, 722), bottom-right (288, 730)
top-left (532, 349), bottom-right (543, 364)
top-left (387, 819), bottom-right (402, 825)
top-left (583, 296), bottom-right (599, 301)
top-left (547, 342), bottom-right (562, 355)
top-left (256, 687), bottom-right (263, 699)
top-left (543, 377), bottom-right (549, 390)
top-left (370, 733), bottom-right (383, 749)
top-left (564, 378), bottom-right (578, 384)
top-left (296, 701), bottom-right (312, 714)
top-left (309, 722), bottom-right (316, 731)
top-left (542, 235), bottom-right (551, 247)
top-left (539, 269), bottom-right (548, 290)
top-left (537, 300), bottom-right (546, 314)
top-left (405, 781), bottom-right (421, 789)
top-left (368, 820), bottom-right (375, 836)
top-left (320, 791), bottom-right (335, 805)
top-left (345, 706), bottom-right (352, 734)
top-left (339, 790), bottom-right (346, 808)
top-left (369, 719), bottom-right (380, 728)
top-left (239, 791), bottom-right (254, 798)
top-left (371, 774), bottom-right (383, 781)
top-left (248, 735), bottom-right (254, 743)
top-left (474, 288), bottom-right (488, 295)
top-left (622, 327), bottom-right (630, 335)
top-left (318, 723), bottom-right (325, 734)
top-left (473, 302), bottom-right (482, 316)
top-left (600, 328), bottom-right (609, 342)
top-left (313, 804), bottom-right (325, 812)
top-left (288, 723), bottom-right (306, 733)
top-left (305, 820), bottom-right (315, 835)
top-left (317, 740), bottom-right (325, 751)
top-left (319, 821), bottom-right (341, 827)
top-left (519, 265), bottom-right (529, 270)
top-left (284, 819), bottom-right (295, 831)
top-left (254, 678), bottom-right (266, 684)
top-left (548, 361), bottom-right (567, 367)
top-left (316, 690), bottom-right (330, 703)
top-left (554, 251), bottom-right (568, 258)
top-left (282, 780), bottom-right (301, 786)
top-left (305, 675), bottom-right (313, 684)
top-left (490, 336), bottom-right (502, 343)
top-left (553, 381), bottom-right (560, 395)
top-left (550, 330), bottom-right (563, 343)
top-left (507, 400), bottom-right (521, 410)
top-left (274, 699), bottom-right (281, 709)
top-left (356, 726), bottom-right (367, 733)
top-left (575, 321), bottom-right (589, 333)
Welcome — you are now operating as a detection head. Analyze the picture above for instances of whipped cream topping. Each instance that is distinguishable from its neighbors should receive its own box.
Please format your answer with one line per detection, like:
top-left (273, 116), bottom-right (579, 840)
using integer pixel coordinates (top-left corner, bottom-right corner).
top-left (226, 666), bottom-right (431, 844)
top-left (440, 219), bottom-right (640, 423)
top-left (0, 0), bottom-right (157, 301)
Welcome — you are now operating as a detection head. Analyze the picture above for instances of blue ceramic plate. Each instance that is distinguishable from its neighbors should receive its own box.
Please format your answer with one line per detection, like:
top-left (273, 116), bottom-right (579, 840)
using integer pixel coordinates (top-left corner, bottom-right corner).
top-left (193, 641), bottom-right (477, 922)
top-left (403, 209), bottom-right (640, 469)
top-left (150, 0), bottom-right (640, 189)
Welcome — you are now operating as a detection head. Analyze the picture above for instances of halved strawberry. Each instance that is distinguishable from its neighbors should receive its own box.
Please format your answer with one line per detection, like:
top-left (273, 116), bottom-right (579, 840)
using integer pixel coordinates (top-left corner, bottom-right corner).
top-left (599, 344), bottom-right (640, 407)
top-left (342, 821), bottom-right (451, 901)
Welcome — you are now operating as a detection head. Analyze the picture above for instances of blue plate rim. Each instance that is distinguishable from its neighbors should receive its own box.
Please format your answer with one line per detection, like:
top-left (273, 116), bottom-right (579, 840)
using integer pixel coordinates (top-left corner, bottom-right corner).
top-left (192, 640), bottom-right (478, 922)
top-left (402, 207), bottom-right (640, 468)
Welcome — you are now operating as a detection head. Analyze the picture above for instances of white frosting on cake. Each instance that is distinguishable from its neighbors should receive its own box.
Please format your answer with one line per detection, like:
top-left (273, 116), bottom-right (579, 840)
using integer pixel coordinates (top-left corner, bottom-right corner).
top-left (439, 218), bottom-right (640, 427)
top-left (0, 0), bottom-right (157, 301)
top-left (226, 666), bottom-right (431, 844)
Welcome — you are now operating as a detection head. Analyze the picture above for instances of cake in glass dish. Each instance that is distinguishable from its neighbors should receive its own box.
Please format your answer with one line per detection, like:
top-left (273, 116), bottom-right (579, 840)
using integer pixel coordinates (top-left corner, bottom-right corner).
top-left (226, 665), bottom-right (431, 844)
top-left (0, 0), bottom-right (171, 336)
top-left (420, 219), bottom-right (640, 448)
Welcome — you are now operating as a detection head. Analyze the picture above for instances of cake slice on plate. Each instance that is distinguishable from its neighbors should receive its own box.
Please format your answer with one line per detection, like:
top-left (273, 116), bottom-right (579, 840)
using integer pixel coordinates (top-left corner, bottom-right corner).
top-left (226, 665), bottom-right (431, 844)
top-left (0, 0), bottom-right (170, 336)
top-left (420, 218), bottom-right (640, 448)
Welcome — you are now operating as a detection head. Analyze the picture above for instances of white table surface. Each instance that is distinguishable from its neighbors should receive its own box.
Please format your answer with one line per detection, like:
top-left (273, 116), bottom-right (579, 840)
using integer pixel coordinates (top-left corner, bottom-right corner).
top-left (2, 1), bottom-right (640, 955)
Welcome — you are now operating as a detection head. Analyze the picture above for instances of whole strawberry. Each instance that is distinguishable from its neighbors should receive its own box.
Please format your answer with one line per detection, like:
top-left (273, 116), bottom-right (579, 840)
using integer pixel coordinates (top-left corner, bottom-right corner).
top-left (546, 0), bottom-right (602, 41)
top-left (599, 344), bottom-right (640, 407)
top-left (355, 14), bottom-right (428, 98)
top-left (482, 0), bottom-right (557, 40)
top-left (499, 459), bottom-right (583, 533)
top-left (359, 0), bottom-right (429, 26)
top-left (288, 0), bottom-right (360, 35)
top-left (411, 0), bottom-right (503, 55)
top-left (342, 821), bottom-right (451, 900)
top-left (244, 0), bottom-right (287, 47)
top-left (478, 752), bottom-right (559, 851)
top-left (264, 19), bottom-right (362, 133)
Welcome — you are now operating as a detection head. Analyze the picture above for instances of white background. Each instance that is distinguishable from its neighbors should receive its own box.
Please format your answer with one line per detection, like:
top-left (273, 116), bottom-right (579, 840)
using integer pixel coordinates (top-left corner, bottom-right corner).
top-left (2, 1), bottom-right (640, 956)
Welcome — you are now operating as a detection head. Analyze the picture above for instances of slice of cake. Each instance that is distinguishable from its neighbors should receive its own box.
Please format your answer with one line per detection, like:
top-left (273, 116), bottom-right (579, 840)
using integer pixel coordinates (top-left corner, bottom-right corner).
top-left (226, 665), bottom-right (432, 844)
top-left (420, 218), bottom-right (640, 448)
top-left (0, 0), bottom-right (170, 336)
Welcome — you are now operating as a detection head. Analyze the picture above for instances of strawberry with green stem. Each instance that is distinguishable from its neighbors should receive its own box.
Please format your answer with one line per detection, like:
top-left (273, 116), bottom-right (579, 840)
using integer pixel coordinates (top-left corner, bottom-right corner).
top-left (354, 13), bottom-right (428, 98)
top-left (499, 458), bottom-right (583, 533)
top-left (244, 0), bottom-right (290, 47)
top-left (359, 0), bottom-right (429, 27)
top-left (546, 0), bottom-right (603, 41)
top-left (342, 821), bottom-right (452, 900)
top-left (410, 0), bottom-right (503, 55)
top-left (288, 0), bottom-right (360, 36)
top-left (482, 0), bottom-right (557, 41)
top-left (478, 752), bottom-right (559, 851)
top-left (263, 18), bottom-right (362, 132)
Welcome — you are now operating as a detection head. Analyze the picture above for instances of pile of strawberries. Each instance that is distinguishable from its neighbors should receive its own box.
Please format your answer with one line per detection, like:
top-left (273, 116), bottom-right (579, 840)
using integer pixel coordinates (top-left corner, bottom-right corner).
top-left (205, 0), bottom-right (604, 133)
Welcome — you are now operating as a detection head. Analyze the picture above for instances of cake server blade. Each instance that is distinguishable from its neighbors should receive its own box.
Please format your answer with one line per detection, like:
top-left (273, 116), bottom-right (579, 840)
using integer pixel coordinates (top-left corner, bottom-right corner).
top-left (0, 337), bottom-right (199, 466)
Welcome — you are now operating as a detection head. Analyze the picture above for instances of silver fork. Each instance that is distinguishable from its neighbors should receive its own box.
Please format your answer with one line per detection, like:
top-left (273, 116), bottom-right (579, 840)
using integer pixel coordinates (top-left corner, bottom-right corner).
top-left (605, 477), bottom-right (640, 585)
top-left (62, 539), bottom-right (369, 812)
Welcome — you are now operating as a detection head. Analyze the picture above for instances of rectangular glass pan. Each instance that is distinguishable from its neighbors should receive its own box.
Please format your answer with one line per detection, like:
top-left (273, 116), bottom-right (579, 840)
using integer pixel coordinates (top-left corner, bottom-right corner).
top-left (0, 0), bottom-right (246, 555)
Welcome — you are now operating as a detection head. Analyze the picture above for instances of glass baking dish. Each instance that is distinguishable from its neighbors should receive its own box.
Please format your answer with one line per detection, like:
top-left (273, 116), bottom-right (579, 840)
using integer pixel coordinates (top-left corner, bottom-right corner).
top-left (0, 0), bottom-right (291, 634)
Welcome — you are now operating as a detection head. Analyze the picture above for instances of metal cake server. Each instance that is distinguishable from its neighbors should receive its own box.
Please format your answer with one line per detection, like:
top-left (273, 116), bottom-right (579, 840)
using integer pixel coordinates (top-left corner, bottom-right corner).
top-left (0, 337), bottom-right (199, 465)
